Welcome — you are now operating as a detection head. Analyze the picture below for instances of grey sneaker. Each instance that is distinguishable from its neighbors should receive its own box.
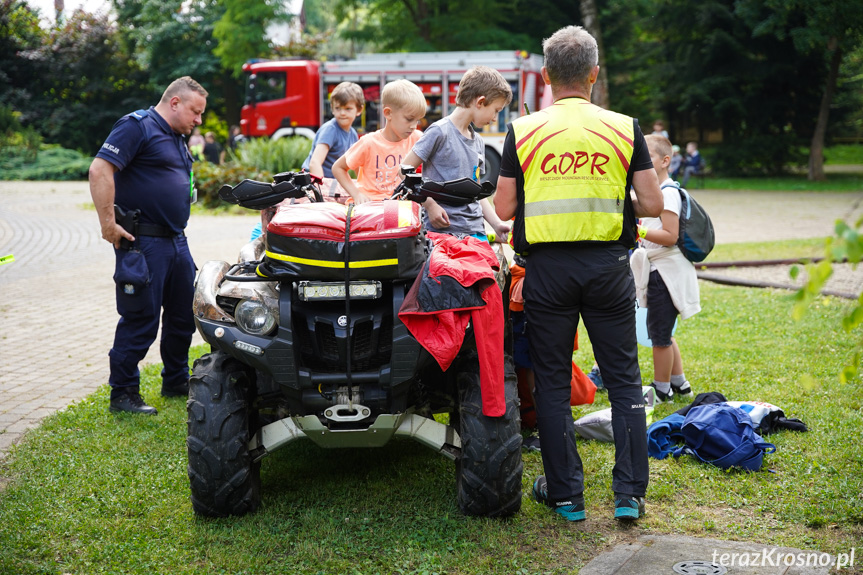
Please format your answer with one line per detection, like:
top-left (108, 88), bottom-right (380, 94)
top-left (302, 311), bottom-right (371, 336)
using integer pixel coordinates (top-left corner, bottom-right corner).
top-left (522, 434), bottom-right (541, 453)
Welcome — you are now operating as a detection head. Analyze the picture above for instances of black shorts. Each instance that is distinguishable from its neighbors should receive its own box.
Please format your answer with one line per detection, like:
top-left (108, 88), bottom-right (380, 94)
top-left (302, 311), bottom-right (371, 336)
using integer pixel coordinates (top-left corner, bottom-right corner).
top-left (646, 270), bottom-right (678, 347)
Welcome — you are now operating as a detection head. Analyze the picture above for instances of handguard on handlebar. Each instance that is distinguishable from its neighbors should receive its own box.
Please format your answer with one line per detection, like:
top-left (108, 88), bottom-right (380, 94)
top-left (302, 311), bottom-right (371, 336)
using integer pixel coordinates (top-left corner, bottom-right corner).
top-left (218, 171), bottom-right (323, 210)
top-left (392, 165), bottom-right (495, 206)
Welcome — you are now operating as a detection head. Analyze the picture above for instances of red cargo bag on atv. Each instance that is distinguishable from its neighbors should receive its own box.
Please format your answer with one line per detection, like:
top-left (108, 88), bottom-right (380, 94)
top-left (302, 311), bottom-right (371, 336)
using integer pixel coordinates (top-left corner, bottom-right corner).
top-left (261, 200), bottom-right (427, 281)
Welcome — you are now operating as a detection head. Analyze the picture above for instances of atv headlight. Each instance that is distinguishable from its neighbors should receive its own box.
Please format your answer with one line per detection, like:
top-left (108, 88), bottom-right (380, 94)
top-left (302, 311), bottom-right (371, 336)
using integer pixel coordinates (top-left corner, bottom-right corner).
top-left (235, 299), bottom-right (277, 335)
top-left (298, 281), bottom-right (382, 301)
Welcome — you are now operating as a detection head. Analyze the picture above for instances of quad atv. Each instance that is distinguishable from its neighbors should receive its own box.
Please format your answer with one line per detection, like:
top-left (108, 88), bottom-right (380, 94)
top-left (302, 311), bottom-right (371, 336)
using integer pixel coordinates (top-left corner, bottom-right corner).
top-left (187, 170), bottom-right (522, 518)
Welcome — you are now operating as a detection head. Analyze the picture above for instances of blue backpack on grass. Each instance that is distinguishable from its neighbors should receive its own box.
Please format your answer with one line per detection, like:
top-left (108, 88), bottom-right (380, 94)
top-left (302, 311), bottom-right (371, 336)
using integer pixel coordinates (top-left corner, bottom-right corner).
top-left (673, 403), bottom-right (776, 471)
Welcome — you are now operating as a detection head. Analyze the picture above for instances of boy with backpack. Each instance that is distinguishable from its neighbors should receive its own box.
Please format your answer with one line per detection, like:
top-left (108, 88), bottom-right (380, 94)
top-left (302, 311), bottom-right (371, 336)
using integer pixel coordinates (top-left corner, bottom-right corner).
top-left (631, 135), bottom-right (702, 402)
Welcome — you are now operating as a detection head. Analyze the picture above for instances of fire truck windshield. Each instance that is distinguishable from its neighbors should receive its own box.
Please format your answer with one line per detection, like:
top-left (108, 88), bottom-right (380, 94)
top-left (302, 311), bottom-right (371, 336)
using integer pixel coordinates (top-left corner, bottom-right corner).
top-left (249, 72), bottom-right (287, 104)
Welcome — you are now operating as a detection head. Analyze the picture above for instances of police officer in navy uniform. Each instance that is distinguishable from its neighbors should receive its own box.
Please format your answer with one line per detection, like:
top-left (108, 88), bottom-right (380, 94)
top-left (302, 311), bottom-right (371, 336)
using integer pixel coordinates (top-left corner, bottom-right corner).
top-left (495, 27), bottom-right (663, 521)
top-left (89, 77), bottom-right (208, 415)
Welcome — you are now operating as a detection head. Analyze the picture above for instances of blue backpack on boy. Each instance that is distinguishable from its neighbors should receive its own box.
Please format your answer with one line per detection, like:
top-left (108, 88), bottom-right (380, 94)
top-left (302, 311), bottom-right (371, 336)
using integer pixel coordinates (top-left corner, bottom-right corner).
top-left (672, 403), bottom-right (776, 471)
top-left (661, 182), bottom-right (715, 263)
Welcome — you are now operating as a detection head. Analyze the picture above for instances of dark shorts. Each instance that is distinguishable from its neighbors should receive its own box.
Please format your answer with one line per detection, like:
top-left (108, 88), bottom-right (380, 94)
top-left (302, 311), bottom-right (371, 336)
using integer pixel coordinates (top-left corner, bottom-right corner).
top-left (646, 270), bottom-right (678, 347)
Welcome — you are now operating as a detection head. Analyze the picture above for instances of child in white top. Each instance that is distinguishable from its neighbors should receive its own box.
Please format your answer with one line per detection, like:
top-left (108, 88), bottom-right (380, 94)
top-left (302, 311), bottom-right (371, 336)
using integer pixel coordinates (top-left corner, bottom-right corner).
top-left (637, 134), bottom-right (702, 402)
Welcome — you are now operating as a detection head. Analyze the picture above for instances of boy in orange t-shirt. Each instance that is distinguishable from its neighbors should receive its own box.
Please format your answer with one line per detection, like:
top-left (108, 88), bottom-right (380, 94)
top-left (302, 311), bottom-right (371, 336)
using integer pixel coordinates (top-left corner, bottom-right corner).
top-left (332, 79), bottom-right (427, 203)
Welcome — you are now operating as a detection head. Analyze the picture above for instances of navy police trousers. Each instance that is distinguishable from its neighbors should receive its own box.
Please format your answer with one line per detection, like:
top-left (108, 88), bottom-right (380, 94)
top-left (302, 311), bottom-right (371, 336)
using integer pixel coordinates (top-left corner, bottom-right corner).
top-left (109, 234), bottom-right (196, 393)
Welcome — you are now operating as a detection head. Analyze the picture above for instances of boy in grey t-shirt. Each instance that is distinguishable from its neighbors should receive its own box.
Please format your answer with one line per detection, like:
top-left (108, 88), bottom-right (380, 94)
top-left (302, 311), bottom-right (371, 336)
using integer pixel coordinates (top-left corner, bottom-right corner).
top-left (403, 66), bottom-right (513, 240)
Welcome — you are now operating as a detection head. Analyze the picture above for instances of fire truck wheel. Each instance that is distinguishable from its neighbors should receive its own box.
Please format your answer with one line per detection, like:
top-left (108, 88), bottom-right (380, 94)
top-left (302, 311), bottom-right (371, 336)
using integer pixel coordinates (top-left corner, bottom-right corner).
top-left (187, 352), bottom-right (261, 517)
top-left (454, 351), bottom-right (523, 517)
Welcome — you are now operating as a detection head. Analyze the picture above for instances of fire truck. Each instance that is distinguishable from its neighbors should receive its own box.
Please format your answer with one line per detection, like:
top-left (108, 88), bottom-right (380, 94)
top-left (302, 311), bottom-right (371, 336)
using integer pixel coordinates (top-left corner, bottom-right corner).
top-left (240, 50), bottom-right (546, 181)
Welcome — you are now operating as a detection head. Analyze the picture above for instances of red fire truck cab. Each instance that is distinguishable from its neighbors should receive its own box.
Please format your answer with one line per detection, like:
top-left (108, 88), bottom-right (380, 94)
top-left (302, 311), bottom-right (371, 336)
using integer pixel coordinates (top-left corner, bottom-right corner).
top-left (240, 51), bottom-right (546, 181)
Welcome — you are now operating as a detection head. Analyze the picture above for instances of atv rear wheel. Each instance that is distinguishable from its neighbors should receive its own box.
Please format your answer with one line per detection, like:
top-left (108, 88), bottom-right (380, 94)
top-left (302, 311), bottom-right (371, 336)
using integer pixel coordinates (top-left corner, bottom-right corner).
top-left (454, 352), bottom-right (522, 517)
top-left (187, 351), bottom-right (261, 517)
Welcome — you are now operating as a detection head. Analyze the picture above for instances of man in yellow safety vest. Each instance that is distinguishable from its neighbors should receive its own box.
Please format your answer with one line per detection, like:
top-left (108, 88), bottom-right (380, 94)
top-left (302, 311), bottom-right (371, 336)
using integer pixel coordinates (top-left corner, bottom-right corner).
top-left (495, 25), bottom-right (663, 522)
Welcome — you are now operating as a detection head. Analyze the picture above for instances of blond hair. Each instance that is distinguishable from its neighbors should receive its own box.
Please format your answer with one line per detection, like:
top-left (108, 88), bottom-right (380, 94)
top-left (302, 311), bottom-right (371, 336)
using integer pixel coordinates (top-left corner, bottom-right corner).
top-left (330, 82), bottom-right (365, 109)
top-left (381, 79), bottom-right (426, 117)
top-left (161, 76), bottom-right (208, 103)
top-left (456, 66), bottom-right (513, 108)
top-left (645, 134), bottom-right (672, 160)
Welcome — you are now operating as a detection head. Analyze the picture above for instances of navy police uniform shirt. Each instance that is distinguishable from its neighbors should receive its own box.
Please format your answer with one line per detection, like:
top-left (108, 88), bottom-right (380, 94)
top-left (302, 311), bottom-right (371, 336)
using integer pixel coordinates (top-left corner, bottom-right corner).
top-left (96, 107), bottom-right (194, 234)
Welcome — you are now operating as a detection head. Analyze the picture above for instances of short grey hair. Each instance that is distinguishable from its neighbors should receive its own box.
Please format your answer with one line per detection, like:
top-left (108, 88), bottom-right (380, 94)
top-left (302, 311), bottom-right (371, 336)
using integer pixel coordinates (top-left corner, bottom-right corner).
top-left (542, 26), bottom-right (598, 92)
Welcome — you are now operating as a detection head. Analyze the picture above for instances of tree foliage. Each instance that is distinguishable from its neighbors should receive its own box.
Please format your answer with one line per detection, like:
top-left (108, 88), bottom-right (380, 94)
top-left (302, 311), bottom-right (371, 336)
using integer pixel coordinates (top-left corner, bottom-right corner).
top-left (792, 218), bottom-right (863, 383)
top-left (735, 0), bottom-right (863, 179)
top-left (212, 0), bottom-right (283, 77)
top-left (4, 0), bottom-right (861, 169)
top-left (18, 9), bottom-right (152, 154)
top-left (0, 1), bottom-right (45, 113)
top-left (334, 0), bottom-right (531, 51)
top-left (112, 0), bottom-right (224, 89)
top-left (643, 0), bottom-right (825, 174)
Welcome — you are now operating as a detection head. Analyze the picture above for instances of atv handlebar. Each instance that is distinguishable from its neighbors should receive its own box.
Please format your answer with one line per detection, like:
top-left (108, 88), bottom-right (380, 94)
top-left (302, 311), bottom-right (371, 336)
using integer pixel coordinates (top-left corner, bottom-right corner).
top-left (218, 171), bottom-right (323, 210)
top-left (391, 165), bottom-right (495, 206)
top-left (218, 168), bottom-right (494, 211)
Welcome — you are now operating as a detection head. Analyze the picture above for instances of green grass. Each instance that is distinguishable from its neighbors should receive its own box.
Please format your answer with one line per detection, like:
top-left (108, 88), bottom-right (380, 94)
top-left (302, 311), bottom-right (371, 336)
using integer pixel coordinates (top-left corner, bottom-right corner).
top-left (824, 144), bottom-right (863, 165)
top-left (1, 244), bottom-right (861, 574)
top-left (701, 174), bottom-right (863, 191)
top-left (707, 237), bottom-right (828, 263)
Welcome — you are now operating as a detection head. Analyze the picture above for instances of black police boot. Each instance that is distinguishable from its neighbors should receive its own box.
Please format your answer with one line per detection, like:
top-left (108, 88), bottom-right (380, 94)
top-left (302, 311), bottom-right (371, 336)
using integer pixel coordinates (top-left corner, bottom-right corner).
top-left (161, 380), bottom-right (189, 398)
top-left (110, 389), bottom-right (158, 415)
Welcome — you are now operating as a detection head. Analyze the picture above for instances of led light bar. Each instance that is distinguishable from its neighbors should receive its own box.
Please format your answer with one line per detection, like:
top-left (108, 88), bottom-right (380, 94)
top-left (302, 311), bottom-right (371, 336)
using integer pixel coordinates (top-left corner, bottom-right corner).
top-left (233, 340), bottom-right (264, 356)
top-left (298, 281), bottom-right (382, 301)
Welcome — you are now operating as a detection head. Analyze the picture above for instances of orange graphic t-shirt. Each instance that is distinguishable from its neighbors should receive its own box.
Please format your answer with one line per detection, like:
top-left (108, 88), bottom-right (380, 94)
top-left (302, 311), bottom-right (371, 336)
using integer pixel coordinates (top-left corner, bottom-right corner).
top-left (343, 130), bottom-right (423, 200)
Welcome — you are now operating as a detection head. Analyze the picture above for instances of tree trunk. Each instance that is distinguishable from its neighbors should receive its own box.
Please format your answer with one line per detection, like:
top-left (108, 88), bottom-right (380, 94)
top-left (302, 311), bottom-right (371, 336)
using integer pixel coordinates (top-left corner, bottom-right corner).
top-left (223, 69), bottom-right (240, 126)
top-left (579, 0), bottom-right (609, 109)
top-left (808, 38), bottom-right (842, 181)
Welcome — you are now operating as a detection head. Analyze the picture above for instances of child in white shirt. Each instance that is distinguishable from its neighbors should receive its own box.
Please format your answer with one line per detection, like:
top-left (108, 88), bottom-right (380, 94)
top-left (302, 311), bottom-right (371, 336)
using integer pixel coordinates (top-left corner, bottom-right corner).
top-left (636, 134), bottom-right (702, 402)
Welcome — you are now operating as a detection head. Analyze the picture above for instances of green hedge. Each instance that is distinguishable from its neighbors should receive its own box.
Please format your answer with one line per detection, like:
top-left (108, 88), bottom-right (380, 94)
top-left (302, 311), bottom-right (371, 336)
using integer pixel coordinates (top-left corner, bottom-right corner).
top-left (192, 161), bottom-right (272, 209)
top-left (230, 136), bottom-right (311, 174)
top-left (0, 145), bottom-right (92, 181)
top-left (194, 136), bottom-right (312, 209)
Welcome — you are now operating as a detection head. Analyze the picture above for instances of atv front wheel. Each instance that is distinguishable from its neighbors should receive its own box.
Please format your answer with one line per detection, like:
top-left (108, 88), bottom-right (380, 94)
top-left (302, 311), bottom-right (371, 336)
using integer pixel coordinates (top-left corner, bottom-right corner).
top-left (186, 351), bottom-right (261, 517)
top-left (454, 352), bottom-right (522, 517)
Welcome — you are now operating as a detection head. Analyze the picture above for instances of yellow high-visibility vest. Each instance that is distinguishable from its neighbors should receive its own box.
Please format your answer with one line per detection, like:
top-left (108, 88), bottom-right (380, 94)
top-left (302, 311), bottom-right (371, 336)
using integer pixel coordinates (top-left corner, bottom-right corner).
top-left (512, 98), bottom-right (635, 246)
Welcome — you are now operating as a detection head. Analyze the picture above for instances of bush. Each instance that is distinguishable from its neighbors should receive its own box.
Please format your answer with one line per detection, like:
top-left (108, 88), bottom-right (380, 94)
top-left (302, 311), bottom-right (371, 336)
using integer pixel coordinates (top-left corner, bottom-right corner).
top-left (0, 105), bottom-right (42, 164)
top-left (231, 136), bottom-right (311, 174)
top-left (193, 161), bottom-right (272, 209)
top-left (0, 145), bottom-right (91, 180)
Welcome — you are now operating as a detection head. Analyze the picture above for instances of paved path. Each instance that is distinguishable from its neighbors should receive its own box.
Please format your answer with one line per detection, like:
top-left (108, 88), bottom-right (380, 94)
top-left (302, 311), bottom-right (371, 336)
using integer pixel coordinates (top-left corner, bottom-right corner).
top-left (0, 181), bottom-right (258, 458)
top-left (1, 182), bottom-right (862, 460)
